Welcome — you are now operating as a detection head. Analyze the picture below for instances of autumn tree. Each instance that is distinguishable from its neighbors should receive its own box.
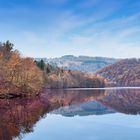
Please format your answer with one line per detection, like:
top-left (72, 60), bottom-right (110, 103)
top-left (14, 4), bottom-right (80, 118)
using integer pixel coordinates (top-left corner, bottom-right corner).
top-left (0, 41), bottom-right (44, 96)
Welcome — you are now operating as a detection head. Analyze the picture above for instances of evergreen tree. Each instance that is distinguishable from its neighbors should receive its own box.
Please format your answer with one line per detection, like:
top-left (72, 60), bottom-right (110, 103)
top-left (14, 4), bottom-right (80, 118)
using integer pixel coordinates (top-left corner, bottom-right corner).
top-left (36, 59), bottom-right (45, 70)
top-left (3, 40), bottom-right (13, 52)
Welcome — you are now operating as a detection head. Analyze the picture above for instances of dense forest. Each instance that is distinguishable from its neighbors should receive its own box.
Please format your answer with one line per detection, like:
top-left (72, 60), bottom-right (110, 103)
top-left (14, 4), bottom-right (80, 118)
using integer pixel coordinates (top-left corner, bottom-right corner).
top-left (45, 70), bottom-right (105, 88)
top-left (36, 62), bottom-right (105, 88)
top-left (97, 59), bottom-right (140, 87)
top-left (0, 41), bottom-right (43, 97)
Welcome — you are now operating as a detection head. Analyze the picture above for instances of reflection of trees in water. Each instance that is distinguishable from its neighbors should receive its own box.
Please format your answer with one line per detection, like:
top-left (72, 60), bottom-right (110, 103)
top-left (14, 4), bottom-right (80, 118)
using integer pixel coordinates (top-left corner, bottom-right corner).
top-left (46, 89), bottom-right (112, 116)
top-left (44, 89), bottom-right (106, 106)
top-left (0, 96), bottom-right (49, 140)
top-left (98, 89), bottom-right (140, 114)
top-left (0, 89), bottom-right (140, 140)
top-left (0, 89), bottom-right (106, 140)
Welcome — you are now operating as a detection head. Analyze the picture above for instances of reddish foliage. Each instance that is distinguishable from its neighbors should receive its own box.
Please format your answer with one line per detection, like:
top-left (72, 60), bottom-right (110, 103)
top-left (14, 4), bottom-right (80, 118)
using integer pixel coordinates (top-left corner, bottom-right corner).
top-left (97, 59), bottom-right (140, 87)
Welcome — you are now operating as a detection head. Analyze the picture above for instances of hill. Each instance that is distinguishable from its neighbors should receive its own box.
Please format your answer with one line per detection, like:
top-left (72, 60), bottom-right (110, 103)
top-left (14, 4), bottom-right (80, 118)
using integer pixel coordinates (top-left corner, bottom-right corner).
top-left (35, 60), bottom-right (106, 88)
top-left (42, 64), bottom-right (106, 88)
top-left (36, 55), bottom-right (117, 72)
top-left (97, 59), bottom-right (140, 87)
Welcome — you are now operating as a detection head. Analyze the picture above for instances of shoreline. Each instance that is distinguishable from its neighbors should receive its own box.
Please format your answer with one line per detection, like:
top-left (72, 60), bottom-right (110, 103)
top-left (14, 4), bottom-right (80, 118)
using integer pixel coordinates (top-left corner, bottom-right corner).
top-left (1, 86), bottom-right (140, 99)
top-left (65, 87), bottom-right (140, 90)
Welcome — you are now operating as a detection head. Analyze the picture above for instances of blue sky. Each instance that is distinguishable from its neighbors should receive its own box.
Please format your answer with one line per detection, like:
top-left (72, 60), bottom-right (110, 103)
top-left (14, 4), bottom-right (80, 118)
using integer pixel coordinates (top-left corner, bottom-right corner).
top-left (0, 0), bottom-right (140, 58)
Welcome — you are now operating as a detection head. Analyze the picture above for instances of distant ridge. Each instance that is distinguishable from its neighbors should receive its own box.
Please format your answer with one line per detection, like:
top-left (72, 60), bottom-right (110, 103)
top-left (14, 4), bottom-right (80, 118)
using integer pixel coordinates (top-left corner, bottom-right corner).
top-left (52, 101), bottom-right (114, 117)
top-left (36, 55), bottom-right (117, 72)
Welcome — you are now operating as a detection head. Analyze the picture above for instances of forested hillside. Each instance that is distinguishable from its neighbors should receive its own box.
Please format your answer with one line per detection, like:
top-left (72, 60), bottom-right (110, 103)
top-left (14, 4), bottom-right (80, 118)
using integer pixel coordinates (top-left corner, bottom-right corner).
top-left (45, 70), bottom-right (105, 88)
top-left (37, 55), bottom-right (117, 72)
top-left (97, 59), bottom-right (140, 87)
top-left (36, 62), bottom-right (106, 88)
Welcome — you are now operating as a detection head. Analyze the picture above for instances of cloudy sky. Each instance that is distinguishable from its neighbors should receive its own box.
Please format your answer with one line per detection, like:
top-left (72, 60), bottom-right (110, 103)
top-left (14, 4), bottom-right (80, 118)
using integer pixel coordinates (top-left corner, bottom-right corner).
top-left (0, 0), bottom-right (140, 58)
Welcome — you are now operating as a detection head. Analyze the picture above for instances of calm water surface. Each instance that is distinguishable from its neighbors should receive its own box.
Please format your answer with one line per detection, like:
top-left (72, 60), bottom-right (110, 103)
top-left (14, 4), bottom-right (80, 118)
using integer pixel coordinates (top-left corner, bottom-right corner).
top-left (0, 88), bottom-right (140, 140)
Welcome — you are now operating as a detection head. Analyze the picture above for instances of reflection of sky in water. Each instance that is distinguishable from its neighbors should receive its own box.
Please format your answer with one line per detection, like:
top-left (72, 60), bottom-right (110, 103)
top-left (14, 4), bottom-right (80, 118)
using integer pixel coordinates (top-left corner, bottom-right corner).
top-left (23, 113), bottom-right (140, 140)
top-left (1, 88), bottom-right (139, 140)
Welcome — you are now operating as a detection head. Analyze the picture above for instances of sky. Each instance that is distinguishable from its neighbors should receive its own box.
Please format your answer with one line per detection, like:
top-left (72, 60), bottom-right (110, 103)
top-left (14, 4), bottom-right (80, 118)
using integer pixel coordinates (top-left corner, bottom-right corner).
top-left (0, 0), bottom-right (140, 58)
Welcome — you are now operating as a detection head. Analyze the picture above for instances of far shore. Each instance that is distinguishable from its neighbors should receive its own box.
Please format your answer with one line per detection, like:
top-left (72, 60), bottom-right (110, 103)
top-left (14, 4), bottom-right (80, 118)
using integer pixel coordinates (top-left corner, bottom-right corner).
top-left (64, 87), bottom-right (140, 90)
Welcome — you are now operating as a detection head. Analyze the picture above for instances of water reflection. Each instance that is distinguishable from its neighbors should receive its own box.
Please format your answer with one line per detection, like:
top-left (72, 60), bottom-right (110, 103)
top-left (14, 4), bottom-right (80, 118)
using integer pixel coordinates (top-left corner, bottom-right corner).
top-left (0, 88), bottom-right (140, 140)
top-left (99, 88), bottom-right (140, 114)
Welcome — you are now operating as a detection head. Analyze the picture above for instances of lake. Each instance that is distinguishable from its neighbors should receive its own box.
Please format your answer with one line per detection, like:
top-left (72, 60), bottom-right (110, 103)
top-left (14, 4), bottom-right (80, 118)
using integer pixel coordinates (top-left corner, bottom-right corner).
top-left (0, 88), bottom-right (140, 140)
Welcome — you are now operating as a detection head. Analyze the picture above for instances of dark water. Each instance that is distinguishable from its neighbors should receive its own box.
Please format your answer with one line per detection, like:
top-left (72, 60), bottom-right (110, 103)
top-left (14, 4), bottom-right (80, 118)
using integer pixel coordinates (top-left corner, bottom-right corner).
top-left (0, 88), bottom-right (140, 140)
